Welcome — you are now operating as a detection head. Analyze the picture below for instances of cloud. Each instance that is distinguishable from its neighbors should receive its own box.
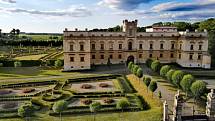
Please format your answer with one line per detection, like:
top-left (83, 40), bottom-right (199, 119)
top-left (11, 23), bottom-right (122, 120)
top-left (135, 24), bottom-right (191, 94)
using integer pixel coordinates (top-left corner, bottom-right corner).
top-left (0, 6), bottom-right (92, 17)
top-left (98, 0), bottom-right (154, 11)
top-left (152, 0), bottom-right (215, 12)
top-left (0, 0), bottom-right (16, 4)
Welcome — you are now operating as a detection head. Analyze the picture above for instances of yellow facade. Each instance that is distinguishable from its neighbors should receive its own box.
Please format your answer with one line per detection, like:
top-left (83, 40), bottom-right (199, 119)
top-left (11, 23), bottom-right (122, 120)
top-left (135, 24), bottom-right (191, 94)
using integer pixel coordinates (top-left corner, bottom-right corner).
top-left (63, 20), bottom-right (211, 71)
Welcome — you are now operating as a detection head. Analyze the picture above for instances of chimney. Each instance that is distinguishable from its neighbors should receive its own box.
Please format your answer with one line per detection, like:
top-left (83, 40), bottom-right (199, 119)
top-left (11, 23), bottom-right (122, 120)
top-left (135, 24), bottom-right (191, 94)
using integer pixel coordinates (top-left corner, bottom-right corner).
top-left (65, 28), bottom-right (68, 31)
top-left (75, 28), bottom-right (78, 31)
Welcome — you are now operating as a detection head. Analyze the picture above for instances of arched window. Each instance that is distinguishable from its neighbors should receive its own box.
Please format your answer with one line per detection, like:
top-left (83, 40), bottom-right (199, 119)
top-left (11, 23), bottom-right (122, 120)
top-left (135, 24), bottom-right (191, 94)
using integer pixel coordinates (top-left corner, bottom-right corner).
top-left (128, 42), bottom-right (132, 50)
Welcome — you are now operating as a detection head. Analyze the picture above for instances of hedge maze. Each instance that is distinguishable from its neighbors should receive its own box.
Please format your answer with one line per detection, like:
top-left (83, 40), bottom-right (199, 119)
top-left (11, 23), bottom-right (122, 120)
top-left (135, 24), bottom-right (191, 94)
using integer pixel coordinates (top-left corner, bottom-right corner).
top-left (0, 75), bottom-right (150, 119)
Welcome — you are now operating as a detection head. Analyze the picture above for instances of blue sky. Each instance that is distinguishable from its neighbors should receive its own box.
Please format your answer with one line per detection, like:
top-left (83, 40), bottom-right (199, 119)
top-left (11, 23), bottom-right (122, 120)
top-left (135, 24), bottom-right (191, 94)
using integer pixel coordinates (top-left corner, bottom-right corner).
top-left (0, 0), bottom-right (214, 33)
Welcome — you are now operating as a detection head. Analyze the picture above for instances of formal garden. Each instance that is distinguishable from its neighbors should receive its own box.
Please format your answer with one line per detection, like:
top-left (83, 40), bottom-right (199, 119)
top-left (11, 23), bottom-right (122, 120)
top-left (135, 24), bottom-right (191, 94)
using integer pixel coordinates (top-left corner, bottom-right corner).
top-left (0, 74), bottom-right (161, 121)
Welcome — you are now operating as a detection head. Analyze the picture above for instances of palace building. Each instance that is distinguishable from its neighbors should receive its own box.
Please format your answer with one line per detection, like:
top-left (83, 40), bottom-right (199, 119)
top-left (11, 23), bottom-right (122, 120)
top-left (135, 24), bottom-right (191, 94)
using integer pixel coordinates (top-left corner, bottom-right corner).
top-left (63, 20), bottom-right (211, 71)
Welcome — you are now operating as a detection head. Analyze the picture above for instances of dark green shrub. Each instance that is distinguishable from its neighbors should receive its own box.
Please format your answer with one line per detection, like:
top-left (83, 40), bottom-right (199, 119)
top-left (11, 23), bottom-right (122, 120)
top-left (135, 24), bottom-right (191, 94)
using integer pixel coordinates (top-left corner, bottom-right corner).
top-left (166, 69), bottom-right (175, 82)
top-left (146, 59), bottom-right (153, 68)
top-left (149, 81), bottom-right (158, 97)
top-left (151, 60), bottom-right (161, 72)
top-left (180, 74), bottom-right (195, 96)
top-left (172, 70), bottom-right (184, 88)
top-left (160, 65), bottom-right (171, 77)
top-left (14, 61), bottom-right (22, 67)
top-left (132, 65), bottom-right (139, 75)
top-left (190, 80), bottom-right (206, 99)
top-left (128, 62), bottom-right (134, 71)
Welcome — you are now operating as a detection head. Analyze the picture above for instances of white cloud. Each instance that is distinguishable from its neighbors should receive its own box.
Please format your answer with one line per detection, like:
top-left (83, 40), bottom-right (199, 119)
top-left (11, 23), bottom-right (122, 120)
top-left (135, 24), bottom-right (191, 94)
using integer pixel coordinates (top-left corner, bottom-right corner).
top-left (0, 0), bottom-right (16, 4)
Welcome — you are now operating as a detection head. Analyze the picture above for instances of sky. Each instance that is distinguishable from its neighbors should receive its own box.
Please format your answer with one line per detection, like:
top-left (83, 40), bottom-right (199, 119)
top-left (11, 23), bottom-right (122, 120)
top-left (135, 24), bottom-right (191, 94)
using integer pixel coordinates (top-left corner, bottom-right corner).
top-left (0, 0), bottom-right (214, 33)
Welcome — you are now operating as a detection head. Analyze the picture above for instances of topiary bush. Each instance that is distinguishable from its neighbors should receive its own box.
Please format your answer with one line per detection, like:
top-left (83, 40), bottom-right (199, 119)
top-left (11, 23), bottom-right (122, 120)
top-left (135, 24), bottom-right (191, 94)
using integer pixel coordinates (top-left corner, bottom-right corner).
top-left (132, 65), bottom-right (139, 75)
top-left (172, 70), bottom-right (184, 88)
top-left (166, 69), bottom-right (175, 82)
top-left (180, 74), bottom-right (195, 96)
top-left (190, 80), bottom-right (206, 99)
top-left (128, 62), bottom-right (134, 71)
top-left (146, 59), bottom-right (153, 68)
top-left (160, 65), bottom-right (171, 77)
top-left (151, 60), bottom-right (161, 72)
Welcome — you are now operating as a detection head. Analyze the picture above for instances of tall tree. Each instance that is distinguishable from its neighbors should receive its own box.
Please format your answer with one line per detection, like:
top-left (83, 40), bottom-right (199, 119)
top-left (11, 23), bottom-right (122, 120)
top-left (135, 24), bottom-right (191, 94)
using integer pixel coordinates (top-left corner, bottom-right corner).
top-left (18, 102), bottom-right (34, 121)
top-left (89, 102), bottom-right (101, 121)
top-left (52, 100), bottom-right (68, 121)
top-left (116, 99), bottom-right (130, 121)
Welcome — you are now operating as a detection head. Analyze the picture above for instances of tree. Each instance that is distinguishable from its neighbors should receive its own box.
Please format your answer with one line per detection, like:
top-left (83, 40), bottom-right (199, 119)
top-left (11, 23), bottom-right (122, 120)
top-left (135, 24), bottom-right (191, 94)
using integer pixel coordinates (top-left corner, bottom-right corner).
top-left (89, 102), bottom-right (101, 121)
top-left (158, 91), bottom-right (162, 99)
top-left (149, 81), bottom-right (158, 97)
top-left (14, 61), bottom-right (22, 67)
top-left (116, 99), bottom-right (130, 121)
top-left (128, 61), bottom-right (134, 71)
top-left (190, 80), bottom-right (206, 100)
top-left (136, 68), bottom-right (143, 83)
top-left (55, 59), bottom-right (63, 68)
top-left (160, 65), bottom-right (171, 77)
top-left (146, 59), bottom-right (153, 68)
top-left (52, 100), bottom-right (68, 121)
top-left (143, 77), bottom-right (151, 92)
top-left (172, 70), bottom-right (184, 88)
top-left (151, 60), bottom-right (161, 72)
top-left (132, 65), bottom-right (139, 75)
top-left (166, 69), bottom-right (175, 82)
top-left (180, 74), bottom-right (195, 97)
top-left (18, 102), bottom-right (34, 121)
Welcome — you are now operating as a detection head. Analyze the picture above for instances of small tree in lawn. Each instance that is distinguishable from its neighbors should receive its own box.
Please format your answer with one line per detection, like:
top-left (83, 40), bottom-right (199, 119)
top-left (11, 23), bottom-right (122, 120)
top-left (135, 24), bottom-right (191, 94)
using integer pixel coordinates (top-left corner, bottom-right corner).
top-left (146, 58), bottom-right (153, 68)
top-left (18, 102), bottom-right (34, 121)
top-left (116, 99), bottom-right (130, 121)
top-left (136, 68), bottom-right (143, 84)
top-left (90, 102), bottom-right (101, 121)
top-left (160, 65), bottom-right (171, 77)
top-left (14, 61), bottom-right (22, 67)
top-left (143, 77), bottom-right (151, 92)
top-left (128, 61), bottom-right (134, 72)
top-left (180, 74), bottom-right (195, 97)
top-left (55, 59), bottom-right (63, 68)
top-left (151, 60), bottom-right (161, 72)
top-left (52, 100), bottom-right (68, 121)
top-left (166, 69), bottom-right (175, 83)
top-left (149, 81), bottom-right (158, 97)
top-left (190, 80), bottom-right (206, 101)
top-left (172, 70), bottom-right (184, 88)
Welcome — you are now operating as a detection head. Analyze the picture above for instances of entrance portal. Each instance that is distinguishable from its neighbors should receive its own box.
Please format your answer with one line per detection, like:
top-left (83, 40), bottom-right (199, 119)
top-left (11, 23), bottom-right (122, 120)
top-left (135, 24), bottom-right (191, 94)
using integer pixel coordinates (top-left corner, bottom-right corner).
top-left (127, 55), bottom-right (134, 65)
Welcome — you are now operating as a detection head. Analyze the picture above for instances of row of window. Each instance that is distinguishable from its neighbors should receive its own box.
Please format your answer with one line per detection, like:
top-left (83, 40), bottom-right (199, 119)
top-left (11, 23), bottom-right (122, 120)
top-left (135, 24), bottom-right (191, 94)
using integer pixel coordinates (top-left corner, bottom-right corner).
top-left (70, 43), bottom-right (203, 51)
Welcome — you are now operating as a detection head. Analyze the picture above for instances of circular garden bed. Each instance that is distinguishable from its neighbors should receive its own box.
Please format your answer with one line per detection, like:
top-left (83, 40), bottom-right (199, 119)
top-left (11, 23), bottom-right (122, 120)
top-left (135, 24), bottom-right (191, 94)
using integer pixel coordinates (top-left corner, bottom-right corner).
top-left (81, 84), bottom-right (92, 89)
top-left (81, 99), bottom-right (92, 105)
top-left (22, 88), bottom-right (35, 93)
top-left (99, 83), bottom-right (109, 88)
top-left (103, 98), bottom-right (114, 104)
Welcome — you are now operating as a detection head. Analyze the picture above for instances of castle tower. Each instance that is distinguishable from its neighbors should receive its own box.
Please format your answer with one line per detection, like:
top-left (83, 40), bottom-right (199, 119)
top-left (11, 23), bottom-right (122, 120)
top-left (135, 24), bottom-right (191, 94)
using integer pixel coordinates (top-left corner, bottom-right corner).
top-left (122, 19), bottom-right (138, 37)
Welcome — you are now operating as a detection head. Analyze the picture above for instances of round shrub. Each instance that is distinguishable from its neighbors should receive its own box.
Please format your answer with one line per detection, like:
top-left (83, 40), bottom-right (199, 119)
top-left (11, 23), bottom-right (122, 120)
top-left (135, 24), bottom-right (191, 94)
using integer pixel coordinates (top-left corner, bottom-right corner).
top-left (143, 77), bottom-right (151, 87)
top-left (166, 69), bottom-right (175, 82)
top-left (128, 61), bottom-right (134, 71)
top-left (172, 70), bottom-right (184, 88)
top-left (151, 60), bottom-right (161, 72)
top-left (180, 74), bottom-right (195, 95)
top-left (81, 99), bottom-right (92, 105)
top-left (99, 83), bottom-right (109, 88)
top-left (136, 68), bottom-right (143, 78)
top-left (132, 65), bottom-right (139, 75)
top-left (14, 61), bottom-right (22, 67)
top-left (146, 59), bottom-right (153, 68)
top-left (54, 59), bottom-right (63, 68)
top-left (103, 98), bottom-right (114, 104)
top-left (81, 84), bottom-right (92, 89)
top-left (160, 65), bottom-right (171, 77)
top-left (149, 81), bottom-right (158, 93)
top-left (190, 80), bottom-right (206, 99)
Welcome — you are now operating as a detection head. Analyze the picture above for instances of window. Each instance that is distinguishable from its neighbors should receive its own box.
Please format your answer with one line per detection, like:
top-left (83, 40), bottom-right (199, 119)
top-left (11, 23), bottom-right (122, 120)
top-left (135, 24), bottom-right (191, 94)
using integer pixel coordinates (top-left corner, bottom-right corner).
top-left (190, 44), bottom-right (194, 50)
top-left (118, 54), bottom-right (122, 59)
top-left (109, 43), bottom-right (113, 50)
top-left (70, 45), bottom-right (73, 51)
top-left (180, 44), bottom-right (182, 50)
top-left (128, 42), bottom-right (132, 50)
top-left (149, 54), bottom-right (153, 58)
top-left (100, 55), bottom-right (104, 59)
top-left (160, 54), bottom-right (163, 58)
top-left (109, 55), bottom-right (113, 59)
top-left (198, 54), bottom-right (202, 60)
top-left (92, 44), bottom-right (95, 50)
top-left (179, 54), bottom-right (181, 59)
top-left (160, 44), bottom-right (164, 49)
top-left (70, 57), bottom-right (74, 62)
top-left (171, 44), bottom-right (175, 49)
top-left (150, 44), bottom-right (153, 49)
top-left (119, 44), bottom-right (122, 49)
top-left (80, 57), bottom-right (84, 62)
top-left (139, 44), bottom-right (143, 49)
top-left (171, 53), bottom-right (174, 58)
top-left (101, 44), bottom-right (104, 50)
top-left (129, 29), bottom-right (132, 36)
top-left (189, 54), bottom-right (193, 60)
top-left (92, 55), bottom-right (95, 59)
top-left (139, 54), bottom-right (142, 58)
top-left (80, 44), bottom-right (84, 51)
top-left (199, 45), bottom-right (202, 50)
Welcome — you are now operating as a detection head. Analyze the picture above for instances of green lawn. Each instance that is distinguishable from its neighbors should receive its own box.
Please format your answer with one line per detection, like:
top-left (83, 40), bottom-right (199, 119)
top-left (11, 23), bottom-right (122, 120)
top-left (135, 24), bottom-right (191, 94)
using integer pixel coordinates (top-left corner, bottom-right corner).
top-left (14, 54), bottom-right (48, 60)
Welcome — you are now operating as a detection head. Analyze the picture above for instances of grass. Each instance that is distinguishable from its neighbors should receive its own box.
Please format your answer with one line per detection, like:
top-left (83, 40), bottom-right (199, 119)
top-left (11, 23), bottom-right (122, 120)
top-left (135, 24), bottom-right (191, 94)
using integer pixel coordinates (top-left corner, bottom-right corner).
top-left (14, 54), bottom-right (48, 60)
